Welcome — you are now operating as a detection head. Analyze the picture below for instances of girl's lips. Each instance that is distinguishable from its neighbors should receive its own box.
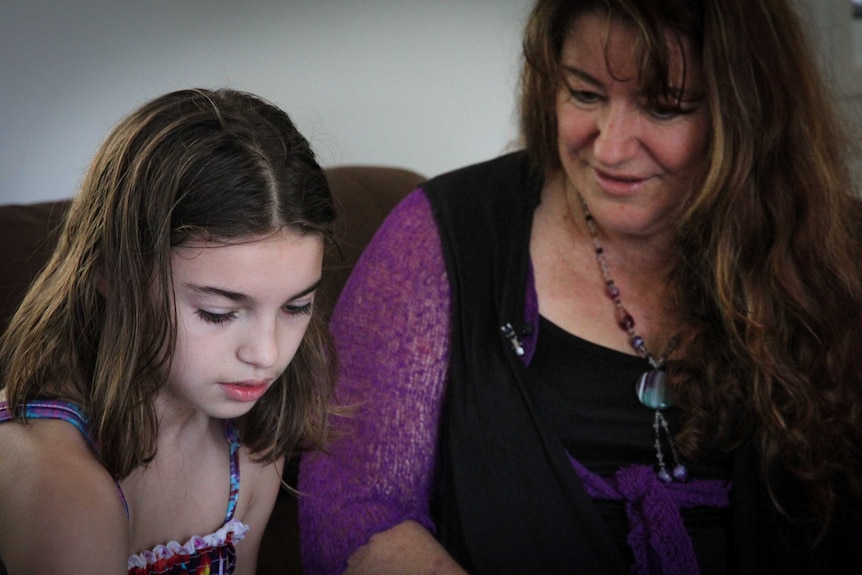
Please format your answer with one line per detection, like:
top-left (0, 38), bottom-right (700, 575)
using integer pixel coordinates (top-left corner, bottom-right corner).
top-left (219, 380), bottom-right (270, 403)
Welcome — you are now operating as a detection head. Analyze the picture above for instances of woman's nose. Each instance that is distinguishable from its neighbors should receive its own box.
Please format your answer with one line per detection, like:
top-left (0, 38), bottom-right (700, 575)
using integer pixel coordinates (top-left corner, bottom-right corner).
top-left (593, 103), bottom-right (640, 166)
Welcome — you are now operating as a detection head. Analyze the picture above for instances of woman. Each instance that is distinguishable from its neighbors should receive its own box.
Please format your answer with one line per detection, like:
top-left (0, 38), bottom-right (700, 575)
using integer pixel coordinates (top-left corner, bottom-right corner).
top-left (300, 1), bottom-right (862, 573)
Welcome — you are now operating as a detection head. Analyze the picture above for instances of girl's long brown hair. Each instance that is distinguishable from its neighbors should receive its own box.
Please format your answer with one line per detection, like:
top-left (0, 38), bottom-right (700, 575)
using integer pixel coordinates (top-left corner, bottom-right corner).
top-left (521, 0), bottom-right (862, 529)
top-left (0, 88), bottom-right (338, 480)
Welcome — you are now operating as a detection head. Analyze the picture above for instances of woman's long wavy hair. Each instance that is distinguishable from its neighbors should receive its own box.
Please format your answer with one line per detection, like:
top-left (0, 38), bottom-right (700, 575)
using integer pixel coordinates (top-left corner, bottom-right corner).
top-left (521, 0), bottom-right (862, 529)
top-left (0, 88), bottom-right (338, 480)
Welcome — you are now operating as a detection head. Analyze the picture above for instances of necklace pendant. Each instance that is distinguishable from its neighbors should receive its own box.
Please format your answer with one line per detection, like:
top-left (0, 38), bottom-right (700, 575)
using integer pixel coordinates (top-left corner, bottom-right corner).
top-left (636, 369), bottom-right (672, 410)
top-left (672, 464), bottom-right (689, 482)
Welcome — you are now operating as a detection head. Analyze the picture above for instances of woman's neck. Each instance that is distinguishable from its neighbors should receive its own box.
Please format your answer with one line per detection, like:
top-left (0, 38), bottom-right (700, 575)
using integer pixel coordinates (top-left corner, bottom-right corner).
top-left (554, 173), bottom-right (678, 282)
top-left (532, 172), bottom-right (683, 354)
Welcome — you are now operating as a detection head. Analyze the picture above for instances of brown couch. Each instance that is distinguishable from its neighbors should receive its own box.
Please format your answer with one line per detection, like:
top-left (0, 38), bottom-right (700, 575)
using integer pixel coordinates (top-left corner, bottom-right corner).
top-left (0, 164), bottom-right (424, 572)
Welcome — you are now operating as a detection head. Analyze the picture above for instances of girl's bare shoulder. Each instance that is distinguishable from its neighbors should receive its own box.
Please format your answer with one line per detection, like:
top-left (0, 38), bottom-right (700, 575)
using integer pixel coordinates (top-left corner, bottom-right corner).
top-left (231, 448), bottom-right (285, 574)
top-left (0, 417), bottom-right (128, 573)
top-left (237, 447), bottom-right (285, 512)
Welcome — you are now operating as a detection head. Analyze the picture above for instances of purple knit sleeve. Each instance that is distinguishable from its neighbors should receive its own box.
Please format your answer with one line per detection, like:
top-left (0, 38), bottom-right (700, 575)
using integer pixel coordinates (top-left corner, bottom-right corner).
top-left (298, 189), bottom-right (451, 575)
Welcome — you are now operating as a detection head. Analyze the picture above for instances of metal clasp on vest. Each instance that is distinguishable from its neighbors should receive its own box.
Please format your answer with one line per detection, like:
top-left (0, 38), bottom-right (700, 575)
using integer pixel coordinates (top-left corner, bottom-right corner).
top-left (500, 323), bottom-right (525, 357)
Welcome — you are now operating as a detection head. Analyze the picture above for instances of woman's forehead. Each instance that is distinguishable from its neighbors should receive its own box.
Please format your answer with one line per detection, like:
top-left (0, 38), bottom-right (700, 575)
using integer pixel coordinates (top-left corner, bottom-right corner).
top-left (563, 12), bottom-right (702, 94)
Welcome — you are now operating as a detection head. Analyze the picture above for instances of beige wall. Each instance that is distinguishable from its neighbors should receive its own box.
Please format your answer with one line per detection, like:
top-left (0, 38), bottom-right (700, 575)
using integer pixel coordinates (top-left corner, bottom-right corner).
top-left (2, 0), bottom-right (858, 204)
top-left (1, 0), bottom-right (532, 204)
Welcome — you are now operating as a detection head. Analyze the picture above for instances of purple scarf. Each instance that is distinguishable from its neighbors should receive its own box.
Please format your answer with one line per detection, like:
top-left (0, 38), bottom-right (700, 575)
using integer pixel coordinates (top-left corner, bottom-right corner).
top-left (568, 452), bottom-right (731, 575)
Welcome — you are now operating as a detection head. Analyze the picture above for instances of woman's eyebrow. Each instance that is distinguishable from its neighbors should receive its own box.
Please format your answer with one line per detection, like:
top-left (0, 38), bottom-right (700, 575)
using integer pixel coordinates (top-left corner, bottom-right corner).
top-left (562, 65), bottom-right (603, 88)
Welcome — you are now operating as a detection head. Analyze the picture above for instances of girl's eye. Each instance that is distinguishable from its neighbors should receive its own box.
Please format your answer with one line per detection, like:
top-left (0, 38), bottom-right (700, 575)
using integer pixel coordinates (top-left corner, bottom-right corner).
top-left (284, 302), bottom-right (313, 316)
top-left (196, 309), bottom-right (236, 325)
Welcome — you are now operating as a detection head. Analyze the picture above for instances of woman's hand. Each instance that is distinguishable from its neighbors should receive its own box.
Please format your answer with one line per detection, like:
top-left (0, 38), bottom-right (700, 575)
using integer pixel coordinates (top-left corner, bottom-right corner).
top-left (346, 520), bottom-right (468, 575)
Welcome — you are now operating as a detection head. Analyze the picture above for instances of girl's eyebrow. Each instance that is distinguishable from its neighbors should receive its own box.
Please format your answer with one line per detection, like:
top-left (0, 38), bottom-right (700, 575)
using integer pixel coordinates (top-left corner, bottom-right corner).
top-left (290, 279), bottom-right (322, 300)
top-left (182, 279), bottom-right (322, 303)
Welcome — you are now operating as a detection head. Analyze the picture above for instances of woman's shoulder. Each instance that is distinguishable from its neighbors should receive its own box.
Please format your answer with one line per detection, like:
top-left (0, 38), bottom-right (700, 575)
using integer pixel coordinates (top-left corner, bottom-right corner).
top-left (368, 152), bottom-right (538, 262)
top-left (0, 416), bottom-right (128, 572)
top-left (420, 152), bottom-right (541, 245)
top-left (353, 187), bottom-right (443, 277)
top-left (424, 150), bottom-right (531, 186)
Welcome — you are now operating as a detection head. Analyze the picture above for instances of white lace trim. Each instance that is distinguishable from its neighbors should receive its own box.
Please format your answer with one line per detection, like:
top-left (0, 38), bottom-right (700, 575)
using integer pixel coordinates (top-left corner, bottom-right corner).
top-left (127, 518), bottom-right (249, 569)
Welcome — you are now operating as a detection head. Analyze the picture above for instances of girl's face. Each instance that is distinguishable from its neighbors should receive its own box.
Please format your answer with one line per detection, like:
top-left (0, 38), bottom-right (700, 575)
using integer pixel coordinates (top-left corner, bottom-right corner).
top-left (160, 228), bottom-right (323, 422)
top-left (555, 12), bottom-right (711, 240)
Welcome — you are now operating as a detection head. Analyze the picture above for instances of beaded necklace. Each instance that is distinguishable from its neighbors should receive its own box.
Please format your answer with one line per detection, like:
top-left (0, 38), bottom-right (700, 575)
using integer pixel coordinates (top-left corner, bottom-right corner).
top-left (574, 189), bottom-right (688, 483)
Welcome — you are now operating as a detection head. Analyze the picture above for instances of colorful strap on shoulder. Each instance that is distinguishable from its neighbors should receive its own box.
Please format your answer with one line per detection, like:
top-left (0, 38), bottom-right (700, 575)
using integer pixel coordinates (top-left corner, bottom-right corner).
top-left (223, 420), bottom-right (241, 523)
top-left (0, 399), bottom-right (93, 443)
top-left (0, 399), bottom-right (130, 518)
top-left (1, 401), bottom-right (241, 523)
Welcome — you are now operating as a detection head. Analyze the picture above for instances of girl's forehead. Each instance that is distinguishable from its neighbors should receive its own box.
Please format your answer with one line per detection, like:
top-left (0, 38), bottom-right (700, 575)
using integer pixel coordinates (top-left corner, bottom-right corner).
top-left (170, 230), bottom-right (323, 298)
top-left (177, 228), bottom-right (311, 250)
top-left (171, 230), bottom-right (322, 275)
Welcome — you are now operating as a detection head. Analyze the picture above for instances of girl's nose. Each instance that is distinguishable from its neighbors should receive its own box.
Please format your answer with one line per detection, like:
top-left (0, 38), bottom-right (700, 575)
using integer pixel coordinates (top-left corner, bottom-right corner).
top-left (237, 318), bottom-right (280, 369)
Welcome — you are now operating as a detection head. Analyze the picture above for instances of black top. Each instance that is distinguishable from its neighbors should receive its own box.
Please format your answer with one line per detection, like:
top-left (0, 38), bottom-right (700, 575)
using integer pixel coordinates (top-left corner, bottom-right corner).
top-left (530, 315), bottom-right (732, 573)
top-left (424, 151), bottom-right (861, 574)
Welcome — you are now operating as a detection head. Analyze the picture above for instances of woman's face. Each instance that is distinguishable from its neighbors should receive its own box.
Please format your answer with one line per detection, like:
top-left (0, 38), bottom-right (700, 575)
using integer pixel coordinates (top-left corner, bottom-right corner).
top-left (555, 12), bottom-right (711, 240)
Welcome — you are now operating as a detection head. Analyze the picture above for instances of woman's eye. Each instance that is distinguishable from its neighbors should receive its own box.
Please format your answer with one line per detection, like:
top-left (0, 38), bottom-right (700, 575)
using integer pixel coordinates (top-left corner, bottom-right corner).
top-left (569, 89), bottom-right (602, 105)
top-left (650, 107), bottom-right (680, 119)
top-left (647, 102), bottom-right (693, 120)
top-left (284, 302), bottom-right (313, 316)
top-left (196, 309), bottom-right (236, 325)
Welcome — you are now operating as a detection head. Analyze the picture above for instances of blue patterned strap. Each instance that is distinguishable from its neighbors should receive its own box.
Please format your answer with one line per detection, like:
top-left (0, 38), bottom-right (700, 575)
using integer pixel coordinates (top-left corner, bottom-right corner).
top-left (223, 420), bottom-right (241, 523)
top-left (0, 399), bottom-right (130, 518)
top-left (0, 399), bottom-right (93, 444)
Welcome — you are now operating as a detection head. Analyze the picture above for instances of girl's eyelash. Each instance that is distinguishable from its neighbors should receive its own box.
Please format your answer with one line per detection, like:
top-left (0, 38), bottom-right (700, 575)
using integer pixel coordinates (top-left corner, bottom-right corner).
top-left (196, 302), bottom-right (313, 324)
top-left (285, 302), bottom-right (313, 316)
top-left (197, 309), bottom-right (236, 325)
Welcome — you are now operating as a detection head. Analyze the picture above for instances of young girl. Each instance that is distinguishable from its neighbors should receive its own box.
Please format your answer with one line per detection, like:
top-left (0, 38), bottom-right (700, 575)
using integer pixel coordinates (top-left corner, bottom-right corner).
top-left (0, 88), bottom-right (337, 574)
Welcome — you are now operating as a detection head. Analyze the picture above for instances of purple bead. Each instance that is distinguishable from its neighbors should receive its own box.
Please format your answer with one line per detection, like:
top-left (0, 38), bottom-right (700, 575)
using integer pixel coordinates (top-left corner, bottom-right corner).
top-left (657, 468), bottom-right (672, 483)
top-left (620, 314), bottom-right (635, 330)
top-left (672, 465), bottom-right (688, 482)
top-left (607, 285), bottom-right (620, 299)
top-left (631, 335), bottom-right (645, 350)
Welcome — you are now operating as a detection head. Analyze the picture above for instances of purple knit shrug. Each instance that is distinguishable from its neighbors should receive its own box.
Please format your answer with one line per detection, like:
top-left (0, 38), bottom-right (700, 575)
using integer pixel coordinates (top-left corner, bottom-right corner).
top-left (299, 190), bottom-right (449, 574)
top-left (298, 188), bottom-right (729, 575)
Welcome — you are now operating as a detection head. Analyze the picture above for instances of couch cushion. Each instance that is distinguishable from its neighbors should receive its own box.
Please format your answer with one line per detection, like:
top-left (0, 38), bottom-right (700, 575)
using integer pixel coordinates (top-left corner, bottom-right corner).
top-left (0, 200), bottom-right (71, 335)
top-left (320, 165), bottom-right (425, 312)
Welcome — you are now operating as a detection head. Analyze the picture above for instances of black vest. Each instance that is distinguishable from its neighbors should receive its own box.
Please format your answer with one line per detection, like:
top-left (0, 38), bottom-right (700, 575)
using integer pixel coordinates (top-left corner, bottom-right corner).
top-left (425, 152), bottom-right (628, 574)
top-left (422, 151), bottom-right (860, 574)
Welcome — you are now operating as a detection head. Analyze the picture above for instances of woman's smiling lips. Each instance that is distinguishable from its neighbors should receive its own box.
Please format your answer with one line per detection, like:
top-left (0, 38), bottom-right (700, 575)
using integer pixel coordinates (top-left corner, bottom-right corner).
top-left (593, 167), bottom-right (650, 196)
top-left (219, 379), bottom-right (271, 402)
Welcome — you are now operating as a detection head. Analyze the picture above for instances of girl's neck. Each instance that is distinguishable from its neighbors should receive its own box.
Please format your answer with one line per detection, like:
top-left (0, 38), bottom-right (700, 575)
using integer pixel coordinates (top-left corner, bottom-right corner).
top-left (152, 391), bottom-right (221, 448)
